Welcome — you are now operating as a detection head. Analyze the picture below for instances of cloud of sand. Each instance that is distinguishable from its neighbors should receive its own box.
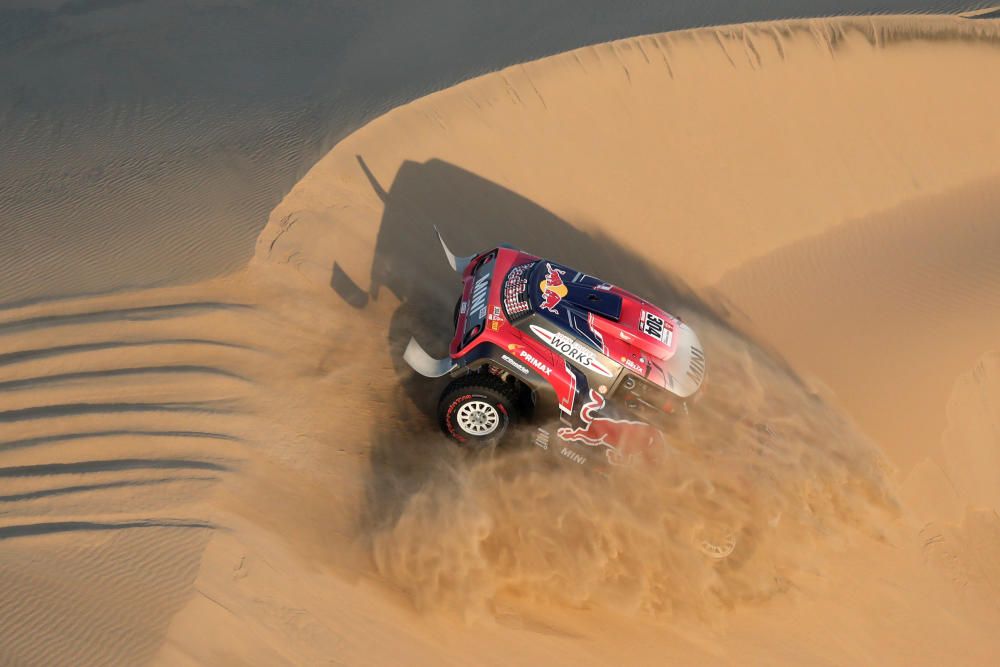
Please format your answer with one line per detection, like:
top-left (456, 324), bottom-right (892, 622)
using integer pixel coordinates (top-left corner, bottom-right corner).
top-left (371, 320), bottom-right (897, 618)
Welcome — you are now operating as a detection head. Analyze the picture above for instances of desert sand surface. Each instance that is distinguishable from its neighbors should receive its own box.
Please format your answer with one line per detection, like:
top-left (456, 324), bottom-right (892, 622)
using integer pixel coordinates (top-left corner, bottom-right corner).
top-left (0, 0), bottom-right (992, 305)
top-left (2, 10), bottom-right (1000, 667)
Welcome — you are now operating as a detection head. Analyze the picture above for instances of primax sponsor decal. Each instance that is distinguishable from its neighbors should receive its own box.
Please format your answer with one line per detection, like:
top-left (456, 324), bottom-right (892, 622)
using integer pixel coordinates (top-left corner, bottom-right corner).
top-left (507, 344), bottom-right (553, 376)
top-left (529, 325), bottom-right (615, 378)
top-left (518, 349), bottom-right (552, 376)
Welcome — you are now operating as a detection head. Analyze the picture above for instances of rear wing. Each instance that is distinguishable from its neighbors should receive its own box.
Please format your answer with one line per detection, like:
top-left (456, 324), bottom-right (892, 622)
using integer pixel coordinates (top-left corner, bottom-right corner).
top-left (403, 338), bottom-right (457, 378)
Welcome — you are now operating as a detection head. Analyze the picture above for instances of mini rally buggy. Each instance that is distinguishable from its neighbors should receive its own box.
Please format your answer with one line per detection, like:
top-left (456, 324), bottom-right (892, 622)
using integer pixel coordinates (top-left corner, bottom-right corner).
top-left (404, 230), bottom-right (706, 471)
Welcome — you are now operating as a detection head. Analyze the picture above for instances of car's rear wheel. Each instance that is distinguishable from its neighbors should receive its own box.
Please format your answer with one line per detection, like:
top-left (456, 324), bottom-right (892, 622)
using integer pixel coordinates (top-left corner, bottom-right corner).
top-left (438, 373), bottom-right (519, 448)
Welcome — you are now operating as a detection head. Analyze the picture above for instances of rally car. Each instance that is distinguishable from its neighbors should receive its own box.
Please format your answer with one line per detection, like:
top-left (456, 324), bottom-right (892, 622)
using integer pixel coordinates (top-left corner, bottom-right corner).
top-left (404, 230), bottom-right (706, 470)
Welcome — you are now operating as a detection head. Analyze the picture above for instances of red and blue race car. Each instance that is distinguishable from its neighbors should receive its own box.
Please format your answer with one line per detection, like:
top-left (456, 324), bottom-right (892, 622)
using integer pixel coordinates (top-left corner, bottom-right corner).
top-left (405, 230), bottom-right (706, 470)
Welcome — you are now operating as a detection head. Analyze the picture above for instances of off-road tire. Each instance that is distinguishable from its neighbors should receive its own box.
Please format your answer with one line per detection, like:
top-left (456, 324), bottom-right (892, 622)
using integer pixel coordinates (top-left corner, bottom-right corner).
top-left (438, 373), bottom-right (519, 448)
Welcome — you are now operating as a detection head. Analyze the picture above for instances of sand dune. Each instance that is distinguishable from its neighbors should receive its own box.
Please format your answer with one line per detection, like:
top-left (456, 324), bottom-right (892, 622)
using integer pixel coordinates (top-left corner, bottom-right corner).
top-left (717, 178), bottom-right (1000, 472)
top-left (1, 0), bottom-right (985, 305)
top-left (0, 280), bottom-right (263, 666)
top-left (258, 15), bottom-right (1000, 289)
top-left (2, 12), bottom-right (999, 667)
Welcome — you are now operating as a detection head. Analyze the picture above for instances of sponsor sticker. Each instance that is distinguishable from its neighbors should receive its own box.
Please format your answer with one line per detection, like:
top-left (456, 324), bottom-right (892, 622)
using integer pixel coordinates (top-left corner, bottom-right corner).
top-left (529, 325), bottom-right (615, 378)
top-left (534, 428), bottom-right (550, 450)
top-left (488, 305), bottom-right (504, 331)
top-left (623, 357), bottom-right (645, 374)
top-left (507, 343), bottom-right (553, 376)
top-left (501, 354), bottom-right (530, 376)
top-left (639, 310), bottom-right (672, 345)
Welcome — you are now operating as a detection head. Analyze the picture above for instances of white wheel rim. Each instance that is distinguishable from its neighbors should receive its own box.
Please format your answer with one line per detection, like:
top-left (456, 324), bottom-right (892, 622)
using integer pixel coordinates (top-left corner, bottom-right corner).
top-left (456, 400), bottom-right (501, 436)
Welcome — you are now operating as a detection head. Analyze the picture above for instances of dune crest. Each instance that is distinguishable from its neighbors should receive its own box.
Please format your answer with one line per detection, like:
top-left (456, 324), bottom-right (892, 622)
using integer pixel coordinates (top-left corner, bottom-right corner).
top-left (256, 14), bottom-right (1000, 291)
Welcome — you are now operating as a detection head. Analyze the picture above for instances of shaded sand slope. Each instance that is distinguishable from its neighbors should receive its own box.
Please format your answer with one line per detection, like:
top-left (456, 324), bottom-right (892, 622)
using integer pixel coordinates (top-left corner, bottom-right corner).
top-left (3, 13), bottom-right (1000, 667)
top-left (0, 1), bottom-right (988, 305)
top-left (257, 16), bottom-right (1000, 290)
top-left (717, 177), bottom-right (1000, 475)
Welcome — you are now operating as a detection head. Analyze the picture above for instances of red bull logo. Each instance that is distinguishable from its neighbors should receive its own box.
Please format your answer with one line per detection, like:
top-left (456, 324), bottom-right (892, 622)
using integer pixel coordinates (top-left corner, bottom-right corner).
top-left (539, 263), bottom-right (568, 312)
top-left (556, 389), bottom-right (666, 466)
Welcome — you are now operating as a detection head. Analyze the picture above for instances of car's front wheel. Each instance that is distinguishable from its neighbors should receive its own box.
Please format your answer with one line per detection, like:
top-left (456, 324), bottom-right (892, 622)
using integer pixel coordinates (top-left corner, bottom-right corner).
top-left (438, 373), bottom-right (519, 448)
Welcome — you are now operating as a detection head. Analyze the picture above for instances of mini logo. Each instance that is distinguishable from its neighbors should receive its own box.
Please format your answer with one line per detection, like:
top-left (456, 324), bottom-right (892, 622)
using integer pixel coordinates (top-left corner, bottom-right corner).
top-left (469, 274), bottom-right (491, 320)
top-left (560, 446), bottom-right (587, 465)
top-left (529, 325), bottom-right (615, 378)
top-left (687, 345), bottom-right (706, 385)
top-left (539, 263), bottom-right (568, 312)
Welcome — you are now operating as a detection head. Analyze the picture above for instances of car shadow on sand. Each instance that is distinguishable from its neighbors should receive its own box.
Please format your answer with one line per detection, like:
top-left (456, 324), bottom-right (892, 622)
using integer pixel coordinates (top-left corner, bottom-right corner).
top-left (332, 156), bottom-right (748, 534)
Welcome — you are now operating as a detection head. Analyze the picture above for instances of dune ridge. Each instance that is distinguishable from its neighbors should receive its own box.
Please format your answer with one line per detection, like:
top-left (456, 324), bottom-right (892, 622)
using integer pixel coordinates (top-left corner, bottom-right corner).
top-left (256, 14), bottom-right (1000, 290)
